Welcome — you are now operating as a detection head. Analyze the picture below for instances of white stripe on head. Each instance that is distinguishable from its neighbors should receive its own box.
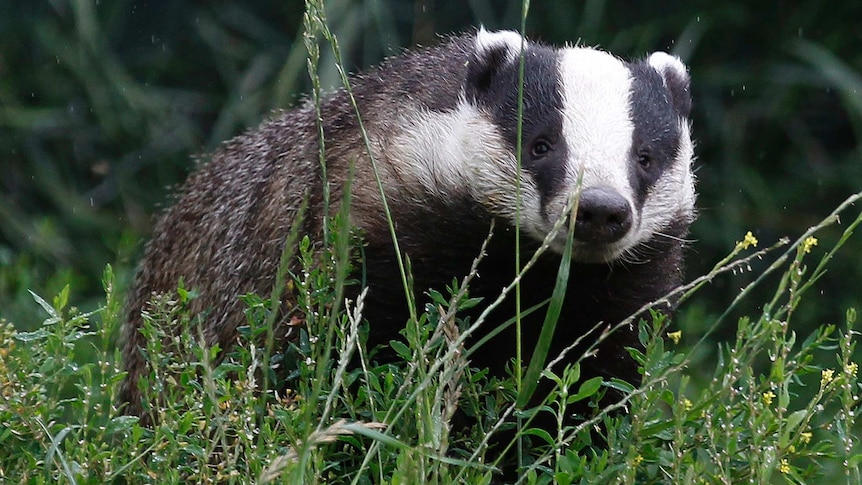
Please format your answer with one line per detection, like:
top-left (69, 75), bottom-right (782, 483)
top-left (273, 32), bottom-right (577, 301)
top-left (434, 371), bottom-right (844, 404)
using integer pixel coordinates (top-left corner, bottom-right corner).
top-left (639, 121), bottom-right (696, 235)
top-left (554, 47), bottom-right (638, 257)
top-left (558, 48), bottom-right (634, 195)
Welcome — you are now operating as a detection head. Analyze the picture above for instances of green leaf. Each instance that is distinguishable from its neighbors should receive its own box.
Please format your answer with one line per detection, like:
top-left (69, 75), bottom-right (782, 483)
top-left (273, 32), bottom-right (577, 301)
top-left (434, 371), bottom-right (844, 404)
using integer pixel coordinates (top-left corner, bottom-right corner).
top-left (554, 472), bottom-right (574, 485)
top-left (389, 340), bottom-right (411, 360)
top-left (184, 443), bottom-right (206, 458)
top-left (625, 346), bottom-right (646, 366)
top-left (787, 410), bottom-right (807, 432)
top-left (605, 378), bottom-right (636, 394)
top-left (459, 296), bottom-right (484, 311)
top-left (659, 389), bottom-right (676, 406)
top-left (341, 422), bottom-right (408, 450)
top-left (29, 290), bottom-right (61, 323)
top-left (640, 419), bottom-right (674, 439)
top-left (14, 329), bottom-right (51, 342)
top-left (569, 376), bottom-right (603, 403)
top-left (54, 284), bottom-right (70, 312)
top-left (43, 423), bottom-right (76, 483)
top-left (521, 427), bottom-right (555, 447)
top-left (101, 263), bottom-right (114, 292)
top-left (105, 415), bottom-right (140, 435)
top-left (427, 288), bottom-right (446, 306)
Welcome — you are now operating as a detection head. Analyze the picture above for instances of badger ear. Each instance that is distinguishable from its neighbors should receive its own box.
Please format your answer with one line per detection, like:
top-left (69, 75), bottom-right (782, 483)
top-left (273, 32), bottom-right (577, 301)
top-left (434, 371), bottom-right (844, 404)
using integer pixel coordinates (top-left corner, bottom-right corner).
top-left (466, 28), bottom-right (524, 97)
top-left (648, 52), bottom-right (691, 118)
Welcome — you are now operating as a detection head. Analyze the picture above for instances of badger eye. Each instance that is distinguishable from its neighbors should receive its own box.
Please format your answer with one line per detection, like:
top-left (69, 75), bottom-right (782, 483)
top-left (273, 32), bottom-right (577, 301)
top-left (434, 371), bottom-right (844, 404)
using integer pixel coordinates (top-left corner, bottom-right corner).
top-left (637, 152), bottom-right (652, 171)
top-left (530, 139), bottom-right (551, 158)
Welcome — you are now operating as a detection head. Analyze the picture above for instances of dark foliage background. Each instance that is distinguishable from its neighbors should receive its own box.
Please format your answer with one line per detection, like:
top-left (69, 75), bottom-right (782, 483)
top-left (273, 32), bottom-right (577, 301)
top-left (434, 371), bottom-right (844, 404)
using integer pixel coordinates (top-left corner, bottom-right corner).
top-left (1, 1), bottom-right (860, 372)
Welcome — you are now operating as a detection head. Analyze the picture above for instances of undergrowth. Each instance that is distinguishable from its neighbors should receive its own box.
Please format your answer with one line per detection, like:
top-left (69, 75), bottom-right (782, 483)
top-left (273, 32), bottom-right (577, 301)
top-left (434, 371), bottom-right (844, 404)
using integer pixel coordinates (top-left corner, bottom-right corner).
top-left (2, 1), bottom-right (861, 484)
top-left (1, 190), bottom-right (861, 483)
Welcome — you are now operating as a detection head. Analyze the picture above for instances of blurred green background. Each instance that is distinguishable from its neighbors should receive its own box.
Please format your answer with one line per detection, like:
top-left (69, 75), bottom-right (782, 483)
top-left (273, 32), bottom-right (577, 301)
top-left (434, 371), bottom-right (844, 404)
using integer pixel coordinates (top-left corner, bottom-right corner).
top-left (1, 0), bottom-right (861, 359)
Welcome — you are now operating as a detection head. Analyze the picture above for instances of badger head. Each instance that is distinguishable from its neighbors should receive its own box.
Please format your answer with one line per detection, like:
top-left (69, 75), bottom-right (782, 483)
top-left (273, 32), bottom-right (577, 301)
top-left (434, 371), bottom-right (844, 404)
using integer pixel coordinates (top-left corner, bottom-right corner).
top-left (392, 29), bottom-right (695, 264)
top-left (467, 29), bottom-right (695, 263)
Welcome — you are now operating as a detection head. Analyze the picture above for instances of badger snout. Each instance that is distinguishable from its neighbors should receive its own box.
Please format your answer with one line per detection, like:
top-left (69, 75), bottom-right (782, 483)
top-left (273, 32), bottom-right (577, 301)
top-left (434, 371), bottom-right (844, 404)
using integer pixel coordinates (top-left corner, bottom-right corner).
top-left (574, 187), bottom-right (633, 244)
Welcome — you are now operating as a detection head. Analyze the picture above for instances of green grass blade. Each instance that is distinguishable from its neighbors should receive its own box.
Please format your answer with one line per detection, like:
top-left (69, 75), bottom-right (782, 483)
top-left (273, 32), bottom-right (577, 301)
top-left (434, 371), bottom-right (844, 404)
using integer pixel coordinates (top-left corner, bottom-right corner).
top-left (516, 197), bottom-right (577, 409)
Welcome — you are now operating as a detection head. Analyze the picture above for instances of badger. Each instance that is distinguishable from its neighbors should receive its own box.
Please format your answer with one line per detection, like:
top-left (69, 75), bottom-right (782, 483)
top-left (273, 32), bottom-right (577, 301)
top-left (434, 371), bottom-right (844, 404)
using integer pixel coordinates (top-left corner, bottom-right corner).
top-left (120, 29), bottom-right (695, 418)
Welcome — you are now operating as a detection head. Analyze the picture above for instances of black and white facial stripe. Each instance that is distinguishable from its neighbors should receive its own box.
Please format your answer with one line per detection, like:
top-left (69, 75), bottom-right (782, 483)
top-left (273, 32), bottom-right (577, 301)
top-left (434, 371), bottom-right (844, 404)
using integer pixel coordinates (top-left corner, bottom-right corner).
top-left (465, 32), bottom-right (569, 214)
top-left (391, 29), bottom-right (695, 264)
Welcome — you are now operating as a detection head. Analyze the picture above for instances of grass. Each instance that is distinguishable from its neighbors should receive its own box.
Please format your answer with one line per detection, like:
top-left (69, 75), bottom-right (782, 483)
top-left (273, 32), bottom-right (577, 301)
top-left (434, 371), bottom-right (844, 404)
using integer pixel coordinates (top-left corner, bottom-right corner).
top-left (2, 1), bottom-right (862, 483)
top-left (1, 191), bottom-right (861, 483)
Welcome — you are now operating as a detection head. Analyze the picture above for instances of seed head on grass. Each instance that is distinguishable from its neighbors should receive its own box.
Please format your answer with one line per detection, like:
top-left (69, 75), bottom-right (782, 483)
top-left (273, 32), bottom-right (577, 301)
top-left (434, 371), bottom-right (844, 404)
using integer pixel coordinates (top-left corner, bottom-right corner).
top-left (258, 419), bottom-right (386, 483)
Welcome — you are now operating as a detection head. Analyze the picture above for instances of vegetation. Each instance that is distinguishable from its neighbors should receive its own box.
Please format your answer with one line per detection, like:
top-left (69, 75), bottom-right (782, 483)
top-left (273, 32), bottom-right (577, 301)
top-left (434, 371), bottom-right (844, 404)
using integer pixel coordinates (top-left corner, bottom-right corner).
top-left (1, 193), bottom-right (860, 483)
top-left (1, 0), bottom-right (861, 483)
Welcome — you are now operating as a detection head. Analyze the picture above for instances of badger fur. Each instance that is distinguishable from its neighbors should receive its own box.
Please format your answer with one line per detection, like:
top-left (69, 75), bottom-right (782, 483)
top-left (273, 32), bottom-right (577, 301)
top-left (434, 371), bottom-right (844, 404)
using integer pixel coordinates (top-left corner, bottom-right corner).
top-left (120, 29), bottom-right (695, 418)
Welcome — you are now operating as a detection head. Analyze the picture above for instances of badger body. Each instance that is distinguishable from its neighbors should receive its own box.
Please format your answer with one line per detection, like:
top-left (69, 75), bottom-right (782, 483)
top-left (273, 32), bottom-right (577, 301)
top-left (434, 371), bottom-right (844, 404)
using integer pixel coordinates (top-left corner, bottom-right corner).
top-left (121, 30), bottom-right (695, 416)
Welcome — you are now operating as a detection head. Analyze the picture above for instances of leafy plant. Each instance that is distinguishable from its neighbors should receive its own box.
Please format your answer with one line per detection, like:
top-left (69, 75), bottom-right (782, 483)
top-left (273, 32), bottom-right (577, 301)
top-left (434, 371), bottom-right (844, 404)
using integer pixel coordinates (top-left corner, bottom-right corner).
top-left (2, 1), bottom-right (861, 483)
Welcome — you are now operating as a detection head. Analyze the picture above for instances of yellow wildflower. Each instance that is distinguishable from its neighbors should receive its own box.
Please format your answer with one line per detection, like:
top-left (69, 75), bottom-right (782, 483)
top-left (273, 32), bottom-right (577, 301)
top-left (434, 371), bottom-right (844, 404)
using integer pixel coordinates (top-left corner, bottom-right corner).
top-left (821, 368), bottom-right (835, 387)
top-left (800, 432), bottom-right (812, 444)
top-left (632, 454), bottom-right (644, 466)
top-left (802, 236), bottom-right (818, 254)
top-left (667, 330), bottom-right (682, 344)
top-left (847, 362), bottom-right (858, 377)
top-left (737, 231), bottom-right (758, 250)
top-left (762, 390), bottom-right (776, 406)
top-left (682, 398), bottom-right (693, 412)
top-left (779, 458), bottom-right (790, 474)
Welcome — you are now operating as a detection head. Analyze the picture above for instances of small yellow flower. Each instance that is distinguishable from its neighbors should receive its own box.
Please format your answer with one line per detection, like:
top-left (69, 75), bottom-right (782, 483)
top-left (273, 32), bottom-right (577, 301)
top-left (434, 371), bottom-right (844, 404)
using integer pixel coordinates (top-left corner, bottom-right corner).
top-left (762, 390), bottom-right (776, 406)
top-left (801, 236), bottom-right (818, 254)
top-left (737, 231), bottom-right (759, 250)
top-left (800, 431), bottom-right (812, 444)
top-left (682, 398), bottom-right (693, 412)
top-left (821, 368), bottom-right (835, 387)
top-left (0, 341), bottom-right (13, 357)
top-left (779, 458), bottom-right (791, 474)
top-left (632, 454), bottom-right (644, 466)
top-left (667, 330), bottom-right (682, 344)
top-left (847, 362), bottom-right (858, 377)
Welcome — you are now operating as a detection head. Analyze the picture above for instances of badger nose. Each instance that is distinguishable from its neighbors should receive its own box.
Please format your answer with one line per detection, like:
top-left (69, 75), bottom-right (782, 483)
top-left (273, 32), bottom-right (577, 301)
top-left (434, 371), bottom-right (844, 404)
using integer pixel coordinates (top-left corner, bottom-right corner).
top-left (574, 187), bottom-right (632, 243)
